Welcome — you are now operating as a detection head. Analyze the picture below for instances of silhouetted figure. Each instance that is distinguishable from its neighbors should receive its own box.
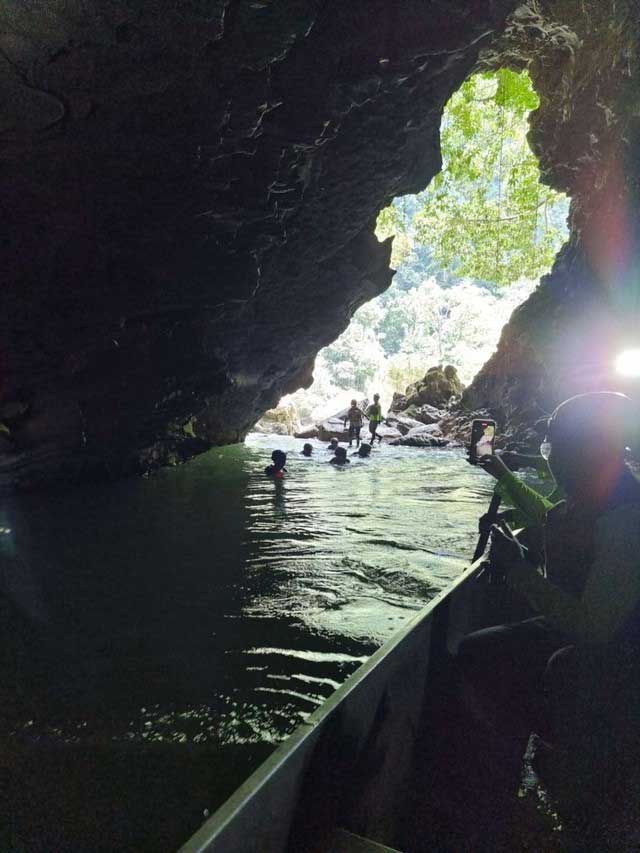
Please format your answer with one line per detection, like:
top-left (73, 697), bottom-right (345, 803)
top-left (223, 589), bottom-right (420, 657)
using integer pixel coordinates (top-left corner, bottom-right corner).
top-left (301, 443), bottom-right (313, 457)
top-left (327, 437), bottom-right (339, 453)
top-left (367, 394), bottom-right (384, 444)
top-left (343, 399), bottom-right (368, 447)
top-left (450, 392), bottom-right (640, 844)
top-left (352, 442), bottom-right (372, 458)
top-left (265, 449), bottom-right (287, 479)
top-left (329, 447), bottom-right (350, 466)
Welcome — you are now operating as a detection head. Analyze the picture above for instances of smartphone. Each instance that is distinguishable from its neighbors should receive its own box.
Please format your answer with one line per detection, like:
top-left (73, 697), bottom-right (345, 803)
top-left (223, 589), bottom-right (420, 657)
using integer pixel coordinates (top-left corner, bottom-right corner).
top-left (469, 418), bottom-right (496, 464)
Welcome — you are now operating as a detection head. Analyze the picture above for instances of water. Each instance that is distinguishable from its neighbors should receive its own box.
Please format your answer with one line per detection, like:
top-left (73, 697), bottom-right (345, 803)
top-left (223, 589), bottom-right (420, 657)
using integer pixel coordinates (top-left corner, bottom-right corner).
top-left (0, 434), bottom-right (493, 851)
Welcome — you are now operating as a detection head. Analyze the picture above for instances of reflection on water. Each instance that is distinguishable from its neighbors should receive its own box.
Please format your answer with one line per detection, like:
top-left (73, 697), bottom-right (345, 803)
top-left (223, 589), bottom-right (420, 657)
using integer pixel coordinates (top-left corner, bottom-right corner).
top-left (0, 434), bottom-right (492, 850)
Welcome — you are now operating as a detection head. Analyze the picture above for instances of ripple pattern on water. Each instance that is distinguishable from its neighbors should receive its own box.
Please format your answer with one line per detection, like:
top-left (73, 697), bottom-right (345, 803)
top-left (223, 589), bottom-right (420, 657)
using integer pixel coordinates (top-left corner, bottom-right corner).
top-left (0, 432), bottom-right (494, 843)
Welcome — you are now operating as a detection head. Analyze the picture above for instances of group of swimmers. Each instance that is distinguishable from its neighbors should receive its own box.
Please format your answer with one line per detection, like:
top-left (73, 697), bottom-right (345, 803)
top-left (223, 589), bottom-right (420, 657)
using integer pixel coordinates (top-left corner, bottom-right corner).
top-left (264, 432), bottom-right (377, 477)
top-left (324, 437), bottom-right (372, 465)
top-left (264, 393), bottom-right (385, 478)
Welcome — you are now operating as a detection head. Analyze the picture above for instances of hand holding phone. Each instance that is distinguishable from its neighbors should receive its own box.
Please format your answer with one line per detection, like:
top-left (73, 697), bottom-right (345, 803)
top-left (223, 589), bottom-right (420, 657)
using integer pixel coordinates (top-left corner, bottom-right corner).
top-left (468, 418), bottom-right (496, 464)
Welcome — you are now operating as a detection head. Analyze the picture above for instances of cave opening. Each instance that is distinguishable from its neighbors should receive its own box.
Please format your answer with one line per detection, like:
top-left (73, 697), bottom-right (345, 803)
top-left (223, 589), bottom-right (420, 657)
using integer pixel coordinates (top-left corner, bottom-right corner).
top-left (269, 69), bottom-right (570, 434)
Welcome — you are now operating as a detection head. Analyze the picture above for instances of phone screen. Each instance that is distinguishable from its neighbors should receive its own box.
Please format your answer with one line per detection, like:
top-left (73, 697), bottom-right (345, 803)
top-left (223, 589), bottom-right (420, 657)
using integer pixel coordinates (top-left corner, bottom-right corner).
top-left (470, 419), bottom-right (496, 462)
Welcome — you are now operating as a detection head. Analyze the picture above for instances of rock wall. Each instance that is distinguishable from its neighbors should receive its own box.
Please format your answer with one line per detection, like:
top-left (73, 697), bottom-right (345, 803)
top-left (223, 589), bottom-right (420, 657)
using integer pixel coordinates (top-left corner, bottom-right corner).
top-left (1, 1), bottom-right (639, 485)
top-left (464, 1), bottom-right (640, 433)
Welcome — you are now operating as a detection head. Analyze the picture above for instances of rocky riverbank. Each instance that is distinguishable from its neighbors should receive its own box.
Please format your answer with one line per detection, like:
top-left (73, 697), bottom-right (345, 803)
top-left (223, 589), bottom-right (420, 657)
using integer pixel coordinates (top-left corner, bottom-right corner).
top-left (290, 365), bottom-right (536, 451)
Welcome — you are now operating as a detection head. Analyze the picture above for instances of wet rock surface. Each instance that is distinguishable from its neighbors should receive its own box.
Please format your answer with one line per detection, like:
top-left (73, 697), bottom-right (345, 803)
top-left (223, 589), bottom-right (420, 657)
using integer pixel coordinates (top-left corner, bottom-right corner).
top-left (254, 404), bottom-right (301, 436)
top-left (465, 0), bottom-right (640, 438)
top-left (2, 1), bottom-right (639, 485)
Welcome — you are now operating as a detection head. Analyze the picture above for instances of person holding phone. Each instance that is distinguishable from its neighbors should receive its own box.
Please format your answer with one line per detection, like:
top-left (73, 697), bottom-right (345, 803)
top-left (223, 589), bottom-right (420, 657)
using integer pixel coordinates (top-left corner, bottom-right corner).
top-left (454, 392), bottom-right (640, 832)
top-left (469, 417), bottom-right (565, 533)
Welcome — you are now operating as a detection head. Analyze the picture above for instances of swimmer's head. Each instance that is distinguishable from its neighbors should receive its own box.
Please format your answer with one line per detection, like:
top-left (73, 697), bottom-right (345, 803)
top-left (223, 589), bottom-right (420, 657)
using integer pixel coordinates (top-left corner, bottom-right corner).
top-left (302, 443), bottom-right (313, 456)
top-left (271, 449), bottom-right (287, 469)
top-left (358, 443), bottom-right (372, 457)
top-left (335, 447), bottom-right (347, 460)
top-left (329, 437), bottom-right (339, 448)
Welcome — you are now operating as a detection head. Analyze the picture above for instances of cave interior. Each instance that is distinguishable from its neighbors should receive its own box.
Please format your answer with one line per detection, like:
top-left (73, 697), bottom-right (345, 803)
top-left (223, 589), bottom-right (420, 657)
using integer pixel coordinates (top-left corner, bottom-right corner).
top-left (2, 0), bottom-right (640, 486)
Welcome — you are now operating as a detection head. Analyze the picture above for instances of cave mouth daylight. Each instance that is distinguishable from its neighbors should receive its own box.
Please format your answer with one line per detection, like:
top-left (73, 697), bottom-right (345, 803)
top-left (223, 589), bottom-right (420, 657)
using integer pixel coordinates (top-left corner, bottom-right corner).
top-left (273, 68), bottom-right (570, 435)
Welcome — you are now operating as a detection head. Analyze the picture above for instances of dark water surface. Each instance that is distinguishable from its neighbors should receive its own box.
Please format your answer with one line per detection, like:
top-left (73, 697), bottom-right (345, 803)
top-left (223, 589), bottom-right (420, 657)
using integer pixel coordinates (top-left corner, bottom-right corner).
top-left (1, 435), bottom-right (493, 851)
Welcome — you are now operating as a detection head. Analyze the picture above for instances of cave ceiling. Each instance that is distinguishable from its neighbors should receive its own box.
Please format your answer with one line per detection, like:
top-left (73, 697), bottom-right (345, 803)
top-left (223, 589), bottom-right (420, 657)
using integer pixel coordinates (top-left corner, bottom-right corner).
top-left (1, 0), bottom-right (639, 486)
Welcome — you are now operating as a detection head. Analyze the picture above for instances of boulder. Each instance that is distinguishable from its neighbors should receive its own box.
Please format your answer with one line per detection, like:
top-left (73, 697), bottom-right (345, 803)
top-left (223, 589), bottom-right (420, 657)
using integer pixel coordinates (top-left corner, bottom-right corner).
top-left (390, 433), bottom-right (449, 448)
top-left (294, 425), bottom-right (319, 439)
top-left (438, 409), bottom-right (494, 446)
top-left (404, 365), bottom-right (465, 409)
top-left (389, 392), bottom-right (408, 413)
top-left (253, 420), bottom-right (289, 436)
top-left (385, 413), bottom-right (427, 435)
top-left (374, 423), bottom-right (403, 442)
top-left (317, 416), bottom-right (349, 443)
top-left (406, 423), bottom-right (443, 438)
top-left (403, 403), bottom-right (445, 425)
top-left (254, 403), bottom-right (301, 436)
top-left (390, 421), bottom-right (449, 447)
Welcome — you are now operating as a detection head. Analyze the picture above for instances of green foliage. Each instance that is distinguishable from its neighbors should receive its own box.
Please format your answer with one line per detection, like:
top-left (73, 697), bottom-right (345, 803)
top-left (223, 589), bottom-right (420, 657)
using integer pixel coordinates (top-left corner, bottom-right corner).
top-left (322, 320), bottom-right (386, 392)
top-left (282, 70), bottom-right (571, 424)
top-left (378, 69), bottom-right (568, 288)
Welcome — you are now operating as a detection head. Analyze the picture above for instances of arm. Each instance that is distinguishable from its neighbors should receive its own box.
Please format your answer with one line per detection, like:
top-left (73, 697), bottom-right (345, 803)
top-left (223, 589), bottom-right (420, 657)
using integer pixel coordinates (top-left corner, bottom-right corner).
top-left (495, 470), bottom-right (556, 528)
top-left (509, 506), bottom-right (640, 644)
top-left (481, 454), bottom-right (556, 528)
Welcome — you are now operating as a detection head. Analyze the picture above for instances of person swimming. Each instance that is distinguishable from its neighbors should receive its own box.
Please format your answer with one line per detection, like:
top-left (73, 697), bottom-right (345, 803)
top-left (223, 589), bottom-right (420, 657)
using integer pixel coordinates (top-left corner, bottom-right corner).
top-left (265, 449), bottom-right (287, 478)
top-left (301, 443), bottom-right (313, 457)
top-left (329, 446), bottom-right (350, 466)
top-left (352, 442), bottom-right (371, 458)
top-left (327, 437), bottom-right (339, 453)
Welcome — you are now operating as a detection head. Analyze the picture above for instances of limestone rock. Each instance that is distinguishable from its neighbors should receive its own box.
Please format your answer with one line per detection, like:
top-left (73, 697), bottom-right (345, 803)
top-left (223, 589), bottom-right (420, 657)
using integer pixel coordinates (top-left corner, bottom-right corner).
top-left (389, 392), bottom-right (408, 413)
top-left (294, 425), bottom-right (319, 440)
top-left (374, 423), bottom-right (403, 442)
top-left (385, 413), bottom-right (426, 435)
top-left (1, 0), bottom-right (638, 485)
top-left (317, 416), bottom-right (350, 444)
top-left (404, 365), bottom-right (465, 409)
top-left (254, 404), bottom-right (300, 436)
top-left (402, 404), bottom-right (445, 425)
top-left (390, 424), bottom-right (449, 448)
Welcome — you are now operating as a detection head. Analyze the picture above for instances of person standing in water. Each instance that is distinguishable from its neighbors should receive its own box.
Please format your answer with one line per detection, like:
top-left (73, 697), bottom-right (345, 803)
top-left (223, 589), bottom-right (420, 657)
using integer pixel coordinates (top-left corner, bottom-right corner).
top-left (366, 394), bottom-right (384, 444)
top-left (265, 450), bottom-right (287, 478)
top-left (343, 399), bottom-right (368, 448)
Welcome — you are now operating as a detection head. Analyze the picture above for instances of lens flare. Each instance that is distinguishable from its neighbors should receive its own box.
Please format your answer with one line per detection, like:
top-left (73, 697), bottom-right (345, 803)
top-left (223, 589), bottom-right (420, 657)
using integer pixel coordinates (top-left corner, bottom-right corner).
top-left (615, 349), bottom-right (640, 377)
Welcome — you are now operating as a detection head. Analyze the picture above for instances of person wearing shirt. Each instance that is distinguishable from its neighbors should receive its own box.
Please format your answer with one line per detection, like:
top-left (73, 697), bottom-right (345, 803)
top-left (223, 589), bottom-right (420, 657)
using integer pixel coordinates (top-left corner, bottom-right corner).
top-left (366, 394), bottom-right (384, 444)
top-left (343, 399), bottom-right (368, 448)
top-left (457, 391), bottom-right (640, 799)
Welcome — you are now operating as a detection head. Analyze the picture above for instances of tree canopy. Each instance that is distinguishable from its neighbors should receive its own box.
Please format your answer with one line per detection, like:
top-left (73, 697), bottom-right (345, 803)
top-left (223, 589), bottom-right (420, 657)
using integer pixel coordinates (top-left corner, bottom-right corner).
top-left (378, 69), bottom-right (568, 287)
top-left (279, 71), bottom-right (570, 424)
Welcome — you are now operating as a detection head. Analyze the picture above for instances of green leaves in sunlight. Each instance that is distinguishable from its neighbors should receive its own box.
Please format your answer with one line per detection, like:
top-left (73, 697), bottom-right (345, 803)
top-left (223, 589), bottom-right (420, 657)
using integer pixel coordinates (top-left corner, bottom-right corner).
top-left (377, 69), bottom-right (569, 288)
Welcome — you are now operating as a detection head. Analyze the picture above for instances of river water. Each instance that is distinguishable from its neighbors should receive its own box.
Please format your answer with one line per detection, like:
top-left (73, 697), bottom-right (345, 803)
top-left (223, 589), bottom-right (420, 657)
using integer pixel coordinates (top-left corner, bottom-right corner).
top-left (1, 434), bottom-right (494, 851)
